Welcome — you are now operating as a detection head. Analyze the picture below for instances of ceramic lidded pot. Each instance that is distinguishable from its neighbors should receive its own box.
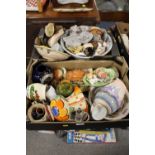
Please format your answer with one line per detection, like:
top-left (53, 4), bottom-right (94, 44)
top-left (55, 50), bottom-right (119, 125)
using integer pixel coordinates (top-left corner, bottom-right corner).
top-left (32, 63), bottom-right (53, 84)
top-left (89, 78), bottom-right (128, 120)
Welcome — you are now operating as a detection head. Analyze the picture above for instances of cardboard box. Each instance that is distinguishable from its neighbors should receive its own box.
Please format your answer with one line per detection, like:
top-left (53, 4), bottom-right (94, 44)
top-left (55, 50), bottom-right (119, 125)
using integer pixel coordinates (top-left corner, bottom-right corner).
top-left (26, 57), bottom-right (129, 130)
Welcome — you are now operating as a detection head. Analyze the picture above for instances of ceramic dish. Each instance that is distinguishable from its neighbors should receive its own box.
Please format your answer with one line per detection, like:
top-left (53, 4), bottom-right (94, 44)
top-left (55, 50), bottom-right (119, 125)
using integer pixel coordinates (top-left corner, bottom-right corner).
top-left (34, 45), bottom-right (70, 61)
top-left (60, 26), bottom-right (113, 59)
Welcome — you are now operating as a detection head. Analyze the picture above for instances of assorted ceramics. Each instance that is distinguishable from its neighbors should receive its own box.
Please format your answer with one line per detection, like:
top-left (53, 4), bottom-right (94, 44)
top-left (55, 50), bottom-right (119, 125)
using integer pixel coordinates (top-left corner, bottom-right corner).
top-left (27, 63), bottom-right (129, 123)
top-left (60, 25), bottom-right (113, 59)
top-left (34, 23), bottom-right (70, 61)
top-left (57, 0), bottom-right (89, 4)
top-left (83, 67), bottom-right (119, 87)
top-left (89, 79), bottom-right (129, 121)
top-left (34, 23), bottom-right (113, 60)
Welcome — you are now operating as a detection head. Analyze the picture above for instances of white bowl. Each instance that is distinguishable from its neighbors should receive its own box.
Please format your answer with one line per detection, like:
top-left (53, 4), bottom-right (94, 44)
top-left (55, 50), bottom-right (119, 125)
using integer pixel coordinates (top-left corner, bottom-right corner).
top-left (60, 28), bottom-right (113, 59)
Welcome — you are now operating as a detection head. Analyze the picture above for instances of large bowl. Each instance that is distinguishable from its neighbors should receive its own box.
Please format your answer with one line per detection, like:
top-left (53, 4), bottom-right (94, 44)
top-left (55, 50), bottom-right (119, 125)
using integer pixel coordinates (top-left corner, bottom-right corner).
top-left (34, 45), bottom-right (70, 61)
top-left (60, 28), bottom-right (113, 59)
top-left (88, 86), bottom-right (129, 121)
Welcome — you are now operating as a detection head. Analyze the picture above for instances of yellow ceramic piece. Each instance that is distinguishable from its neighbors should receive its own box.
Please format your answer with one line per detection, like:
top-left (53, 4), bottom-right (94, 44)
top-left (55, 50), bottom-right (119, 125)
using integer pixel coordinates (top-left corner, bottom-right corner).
top-left (50, 100), bottom-right (57, 107)
top-left (50, 98), bottom-right (69, 121)
top-left (59, 108), bottom-right (68, 117)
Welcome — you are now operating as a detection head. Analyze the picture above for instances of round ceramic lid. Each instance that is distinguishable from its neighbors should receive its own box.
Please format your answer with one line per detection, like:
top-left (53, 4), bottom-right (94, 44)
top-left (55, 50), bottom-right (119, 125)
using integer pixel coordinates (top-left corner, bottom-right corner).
top-left (91, 104), bottom-right (107, 121)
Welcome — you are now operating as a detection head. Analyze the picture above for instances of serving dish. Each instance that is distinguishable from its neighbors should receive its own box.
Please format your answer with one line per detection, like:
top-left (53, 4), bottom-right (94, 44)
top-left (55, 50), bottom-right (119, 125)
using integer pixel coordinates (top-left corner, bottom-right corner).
top-left (60, 25), bottom-right (113, 59)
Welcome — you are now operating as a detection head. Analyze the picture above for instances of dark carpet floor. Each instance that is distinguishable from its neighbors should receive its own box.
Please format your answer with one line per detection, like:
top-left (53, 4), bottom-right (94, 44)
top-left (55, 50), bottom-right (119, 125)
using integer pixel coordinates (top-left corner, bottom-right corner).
top-left (26, 128), bottom-right (129, 155)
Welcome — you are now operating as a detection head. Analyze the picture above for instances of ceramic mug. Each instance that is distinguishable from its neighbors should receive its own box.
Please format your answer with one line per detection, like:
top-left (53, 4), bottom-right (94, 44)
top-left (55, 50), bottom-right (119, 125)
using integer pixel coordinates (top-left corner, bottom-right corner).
top-left (27, 83), bottom-right (47, 101)
top-left (74, 108), bottom-right (90, 122)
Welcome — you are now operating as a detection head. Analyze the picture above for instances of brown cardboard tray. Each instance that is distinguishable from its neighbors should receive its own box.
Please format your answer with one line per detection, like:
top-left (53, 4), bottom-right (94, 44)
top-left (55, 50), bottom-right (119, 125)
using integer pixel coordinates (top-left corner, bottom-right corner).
top-left (26, 57), bottom-right (129, 130)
